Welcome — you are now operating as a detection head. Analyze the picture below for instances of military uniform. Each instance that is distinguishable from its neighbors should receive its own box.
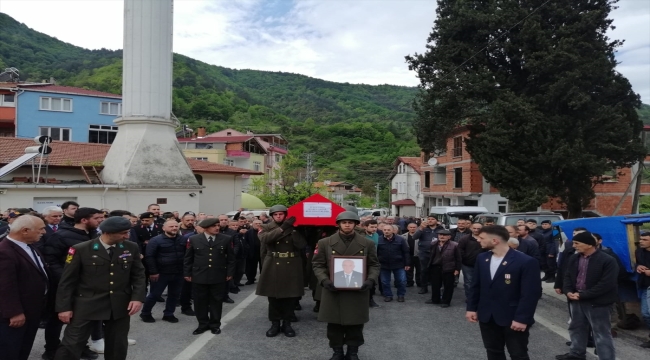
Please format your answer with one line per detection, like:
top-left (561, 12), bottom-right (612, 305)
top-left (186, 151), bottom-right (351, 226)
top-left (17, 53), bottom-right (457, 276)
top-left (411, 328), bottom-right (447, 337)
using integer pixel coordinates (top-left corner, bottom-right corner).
top-left (256, 222), bottom-right (306, 321)
top-left (54, 238), bottom-right (146, 360)
top-left (184, 232), bottom-right (235, 331)
top-left (312, 231), bottom-right (380, 352)
top-left (130, 223), bottom-right (163, 253)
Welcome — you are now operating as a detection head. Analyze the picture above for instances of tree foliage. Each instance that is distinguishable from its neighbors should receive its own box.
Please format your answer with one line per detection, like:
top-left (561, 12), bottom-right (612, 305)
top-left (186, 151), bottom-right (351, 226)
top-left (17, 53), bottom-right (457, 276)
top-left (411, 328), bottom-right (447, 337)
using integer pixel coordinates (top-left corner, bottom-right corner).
top-left (0, 13), bottom-right (419, 187)
top-left (406, 0), bottom-right (646, 217)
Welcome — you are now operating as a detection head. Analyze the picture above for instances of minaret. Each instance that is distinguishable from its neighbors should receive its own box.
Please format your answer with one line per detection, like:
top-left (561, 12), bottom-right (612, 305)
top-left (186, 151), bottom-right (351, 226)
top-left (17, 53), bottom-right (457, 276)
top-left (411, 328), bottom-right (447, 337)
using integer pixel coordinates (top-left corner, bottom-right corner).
top-left (102, 0), bottom-right (198, 187)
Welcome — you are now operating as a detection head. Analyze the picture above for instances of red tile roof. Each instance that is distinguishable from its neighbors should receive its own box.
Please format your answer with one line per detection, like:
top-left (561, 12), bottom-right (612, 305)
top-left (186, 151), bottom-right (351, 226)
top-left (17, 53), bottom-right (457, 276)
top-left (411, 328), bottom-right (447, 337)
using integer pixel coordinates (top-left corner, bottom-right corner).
top-left (177, 136), bottom-right (254, 143)
top-left (391, 199), bottom-right (416, 206)
top-left (0, 138), bottom-right (262, 175)
top-left (18, 84), bottom-right (121, 99)
top-left (397, 156), bottom-right (423, 175)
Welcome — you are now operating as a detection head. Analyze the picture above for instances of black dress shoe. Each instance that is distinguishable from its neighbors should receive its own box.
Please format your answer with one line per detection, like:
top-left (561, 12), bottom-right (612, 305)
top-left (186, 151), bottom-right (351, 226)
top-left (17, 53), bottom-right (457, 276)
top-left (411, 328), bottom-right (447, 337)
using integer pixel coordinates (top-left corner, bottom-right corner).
top-left (193, 327), bottom-right (209, 335)
top-left (555, 353), bottom-right (586, 360)
top-left (211, 328), bottom-right (221, 335)
top-left (369, 298), bottom-right (379, 308)
top-left (156, 296), bottom-right (165, 302)
top-left (384, 297), bottom-right (393, 302)
top-left (281, 321), bottom-right (296, 337)
top-left (140, 314), bottom-right (156, 323)
top-left (230, 287), bottom-right (240, 294)
top-left (425, 299), bottom-right (440, 304)
top-left (440, 304), bottom-right (450, 308)
top-left (162, 315), bottom-right (179, 323)
top-left (397, 296), bottom-right (405, 302)
top-left (245, 281), bottom-right (255, 285)
top-left (418, 288), bottom-right (428, 294)
top-left (266, 321), bottom-right (281, 337)
top-left (224, 297), bottom-right (235, 304)
top-left (313, 301), bottom-right (320, 312)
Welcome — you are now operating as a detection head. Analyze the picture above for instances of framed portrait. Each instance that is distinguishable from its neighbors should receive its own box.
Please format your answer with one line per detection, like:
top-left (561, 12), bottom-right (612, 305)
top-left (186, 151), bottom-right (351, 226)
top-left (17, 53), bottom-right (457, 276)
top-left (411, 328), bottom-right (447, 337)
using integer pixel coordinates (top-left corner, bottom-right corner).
top-left (330, 256), bottom-right (367, 290)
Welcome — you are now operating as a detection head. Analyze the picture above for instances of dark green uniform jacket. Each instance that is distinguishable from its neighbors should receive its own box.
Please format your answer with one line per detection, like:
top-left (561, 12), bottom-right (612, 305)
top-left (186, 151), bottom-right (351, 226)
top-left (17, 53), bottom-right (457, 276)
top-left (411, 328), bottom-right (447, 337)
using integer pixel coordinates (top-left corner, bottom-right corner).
top-left (256, 222), bottom-right (306, 298)
top-left (183, 233), bottom-right (235, 284)
top-left (312, 232), bottom-right (380, 325)
top-left (55, 238), bottom-right (146, 320)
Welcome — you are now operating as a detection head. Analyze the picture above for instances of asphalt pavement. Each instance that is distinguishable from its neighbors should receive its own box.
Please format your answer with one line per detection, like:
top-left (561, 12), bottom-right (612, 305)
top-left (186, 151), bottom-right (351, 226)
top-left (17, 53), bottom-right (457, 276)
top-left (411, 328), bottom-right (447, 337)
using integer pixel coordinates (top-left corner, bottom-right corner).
top-left (28, 276), bottom-right (650, 360)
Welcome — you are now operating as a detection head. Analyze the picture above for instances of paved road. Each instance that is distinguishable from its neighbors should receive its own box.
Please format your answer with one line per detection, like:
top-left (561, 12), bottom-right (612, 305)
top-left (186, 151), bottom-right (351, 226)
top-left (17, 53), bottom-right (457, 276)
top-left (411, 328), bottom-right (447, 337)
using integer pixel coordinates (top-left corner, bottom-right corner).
top-left (28, 279), bottom-right (649, 360)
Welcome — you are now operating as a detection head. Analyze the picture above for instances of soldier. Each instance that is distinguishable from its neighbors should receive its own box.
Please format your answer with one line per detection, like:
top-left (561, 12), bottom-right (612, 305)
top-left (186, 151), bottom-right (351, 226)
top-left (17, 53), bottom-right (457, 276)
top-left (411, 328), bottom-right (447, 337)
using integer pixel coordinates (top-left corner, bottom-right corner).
top-left (183, 218), bottom-right (235, 335)
top-left (256, 204), bottom-right (306, 338)
top-left (312, 211), bottom-right (380, 360)
top-left (54, 217), bottom-right (146, 360)
top-left (129, 212), bottom-right (163, 253)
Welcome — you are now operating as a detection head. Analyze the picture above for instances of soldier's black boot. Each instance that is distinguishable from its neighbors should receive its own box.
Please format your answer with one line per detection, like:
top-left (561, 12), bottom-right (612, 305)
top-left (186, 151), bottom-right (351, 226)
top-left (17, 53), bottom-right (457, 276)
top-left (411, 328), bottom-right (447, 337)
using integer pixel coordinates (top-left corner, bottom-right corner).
top-left (329, 347), bottom-right (344, 360)
top-left (345, 345), bottom-right (360, 360)
top-left (313, 300), bottom-right (320, 312)
top-left (281, 320), bottom-right (296, 337)
top-left (266, 321), bottom-right (281, 337)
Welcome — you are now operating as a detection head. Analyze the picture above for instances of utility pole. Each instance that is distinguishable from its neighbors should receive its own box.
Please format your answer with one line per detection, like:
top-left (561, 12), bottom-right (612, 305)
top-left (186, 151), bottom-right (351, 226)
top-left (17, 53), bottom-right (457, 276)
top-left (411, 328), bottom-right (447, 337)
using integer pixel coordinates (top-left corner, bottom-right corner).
top-left (375, 183), bottom-right (380, 208)
top-left (305, 153), bottom-right (314, 183)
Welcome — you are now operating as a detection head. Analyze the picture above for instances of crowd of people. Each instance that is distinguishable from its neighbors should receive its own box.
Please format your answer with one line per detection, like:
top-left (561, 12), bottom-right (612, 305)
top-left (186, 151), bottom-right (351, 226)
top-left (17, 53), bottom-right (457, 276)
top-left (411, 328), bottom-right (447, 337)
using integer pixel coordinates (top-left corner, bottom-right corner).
top-left (0, 204), bottom-right (649, 360)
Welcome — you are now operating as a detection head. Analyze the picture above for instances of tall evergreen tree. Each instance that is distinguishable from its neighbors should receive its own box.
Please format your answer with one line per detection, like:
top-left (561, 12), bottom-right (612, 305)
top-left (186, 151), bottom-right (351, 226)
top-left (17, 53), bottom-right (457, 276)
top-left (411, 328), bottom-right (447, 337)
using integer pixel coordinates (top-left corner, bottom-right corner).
top-left (406, 0), bottom-right (645, 217)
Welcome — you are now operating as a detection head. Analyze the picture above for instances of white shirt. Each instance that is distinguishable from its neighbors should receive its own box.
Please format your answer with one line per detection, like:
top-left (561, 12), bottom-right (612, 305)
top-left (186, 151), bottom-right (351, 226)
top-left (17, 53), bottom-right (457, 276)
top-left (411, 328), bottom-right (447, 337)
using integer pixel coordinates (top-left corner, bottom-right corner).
top-left (490, 255), bottom-right (504, 280)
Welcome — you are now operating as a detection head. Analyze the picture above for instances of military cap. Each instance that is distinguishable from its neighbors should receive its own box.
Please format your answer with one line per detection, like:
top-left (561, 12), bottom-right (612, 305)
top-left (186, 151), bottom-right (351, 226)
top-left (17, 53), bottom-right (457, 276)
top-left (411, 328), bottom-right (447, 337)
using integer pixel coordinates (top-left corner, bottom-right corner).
top-left (99, 216), bottom-right (132, 233)
top-left (198, 218), bottom-right (219, 228)
top-left (140, 212), bottom-right (155, 219)
top-left (437, 229), bottom-right (452, 235)
top-left (9, 208), bottom-right (32, 218)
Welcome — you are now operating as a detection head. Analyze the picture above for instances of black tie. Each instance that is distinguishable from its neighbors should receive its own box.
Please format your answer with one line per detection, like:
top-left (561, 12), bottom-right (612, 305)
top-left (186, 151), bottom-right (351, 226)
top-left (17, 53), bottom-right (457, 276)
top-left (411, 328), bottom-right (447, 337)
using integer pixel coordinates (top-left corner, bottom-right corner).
top-left (108, 246), bottom-right (115, 260)
top-left (208, 236), bottom-right (214, 245)
top-left (28, 245), bottom-right (48, 293)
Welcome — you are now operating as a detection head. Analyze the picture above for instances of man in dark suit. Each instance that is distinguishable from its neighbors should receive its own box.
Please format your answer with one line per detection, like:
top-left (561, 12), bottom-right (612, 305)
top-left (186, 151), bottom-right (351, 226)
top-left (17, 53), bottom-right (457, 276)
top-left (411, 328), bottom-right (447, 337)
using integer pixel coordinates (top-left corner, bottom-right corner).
top-left (36, 206), bottom-right (63, 249)
top-left (184, 218), bottom-right (235, 335)
top-left (333, 260), bottom-right (364, 288)
top-left (0, 215), bottom-right (48, 360)
top-left (466, 225), bottom-right (541, 360)
top-left (54, 217), bottom-right (146, 360)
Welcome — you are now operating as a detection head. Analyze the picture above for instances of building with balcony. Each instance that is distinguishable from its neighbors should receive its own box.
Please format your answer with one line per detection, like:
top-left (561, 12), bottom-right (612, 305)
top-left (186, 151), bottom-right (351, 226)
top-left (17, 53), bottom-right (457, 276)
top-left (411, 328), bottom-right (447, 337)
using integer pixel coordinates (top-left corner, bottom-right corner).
top-left (389, 156), bottom-right (422, 217)
top-left (0, 85), bottom-right (16, 137)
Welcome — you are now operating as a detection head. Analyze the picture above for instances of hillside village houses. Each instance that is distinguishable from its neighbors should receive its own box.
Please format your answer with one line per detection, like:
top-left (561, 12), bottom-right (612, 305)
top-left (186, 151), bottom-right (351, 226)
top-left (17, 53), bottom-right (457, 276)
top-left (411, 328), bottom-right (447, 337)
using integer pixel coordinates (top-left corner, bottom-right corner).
top-left (0, 81), bottom-right (274, 214)
top-left (312, 181), bottom-right (363, 206)
top-left (393, 126), bottom-right (650, 218)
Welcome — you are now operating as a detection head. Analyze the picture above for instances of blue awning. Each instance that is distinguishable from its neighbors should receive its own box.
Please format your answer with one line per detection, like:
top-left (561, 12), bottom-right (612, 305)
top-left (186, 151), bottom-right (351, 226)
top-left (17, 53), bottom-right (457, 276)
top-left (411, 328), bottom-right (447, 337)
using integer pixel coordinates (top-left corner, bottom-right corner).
top-left (620, 216), bottom-right (650, 224)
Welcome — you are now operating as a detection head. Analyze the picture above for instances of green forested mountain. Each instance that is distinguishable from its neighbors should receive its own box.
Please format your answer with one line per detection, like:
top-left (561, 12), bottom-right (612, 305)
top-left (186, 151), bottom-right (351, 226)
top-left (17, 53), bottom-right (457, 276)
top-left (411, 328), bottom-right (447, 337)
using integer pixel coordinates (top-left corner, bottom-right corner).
top-left (0, 13), bottom-right (420, 188)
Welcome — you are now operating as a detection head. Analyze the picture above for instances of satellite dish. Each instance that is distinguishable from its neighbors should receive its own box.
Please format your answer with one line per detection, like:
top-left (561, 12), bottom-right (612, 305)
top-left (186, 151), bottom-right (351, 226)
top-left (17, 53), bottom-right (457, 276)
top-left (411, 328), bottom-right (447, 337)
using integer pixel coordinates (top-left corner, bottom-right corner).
top-left (427, 158), bottom-right (438, 166)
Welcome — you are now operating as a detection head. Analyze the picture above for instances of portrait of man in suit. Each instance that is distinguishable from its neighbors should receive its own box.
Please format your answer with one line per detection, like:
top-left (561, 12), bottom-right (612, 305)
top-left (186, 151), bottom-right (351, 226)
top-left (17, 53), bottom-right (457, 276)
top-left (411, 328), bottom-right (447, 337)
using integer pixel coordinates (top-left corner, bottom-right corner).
top-left (333, 258), bottom-right (364, 288)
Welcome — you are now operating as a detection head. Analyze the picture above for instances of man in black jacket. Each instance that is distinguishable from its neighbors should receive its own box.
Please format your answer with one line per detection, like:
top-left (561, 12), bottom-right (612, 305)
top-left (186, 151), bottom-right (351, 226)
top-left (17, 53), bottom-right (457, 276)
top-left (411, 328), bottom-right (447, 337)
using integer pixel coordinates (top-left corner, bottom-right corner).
top-left (60, 201), bottom-right (79, 227)
top-left (426, 230), bottom-right (461, 307)
top-left (244, 219), bottom-right (263, 285)
top-left (140, 220), bottom-right (186, 323)
top-left (41, 207), bottom-right (103, 360)
top-left (526, 219), bottom-right (547, 268)
top-left (540, 220), bottom-right (557, 282)
top-left (405, 223), bottom-right (420, 287)
top-left (556, 231), bottom-right (618, 360)
top-left (457, 222), bottom-right (485, 300)
top-left (417, 215), bottom-right (445, 294)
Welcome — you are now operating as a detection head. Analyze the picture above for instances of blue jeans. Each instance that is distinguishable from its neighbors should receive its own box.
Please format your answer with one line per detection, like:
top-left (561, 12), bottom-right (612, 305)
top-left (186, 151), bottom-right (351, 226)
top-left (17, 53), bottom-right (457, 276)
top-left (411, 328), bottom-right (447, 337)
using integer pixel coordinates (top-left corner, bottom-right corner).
top-left (568, 302), bottom-right (615, 360)
top-left (142, 273), bottom-right (184, 316)
top-left (641, 288), bottom-right (650, 329)
top-left (380, 268), bottom-right (406, 297)
top-left (461, 264), bottom-right (474, 299)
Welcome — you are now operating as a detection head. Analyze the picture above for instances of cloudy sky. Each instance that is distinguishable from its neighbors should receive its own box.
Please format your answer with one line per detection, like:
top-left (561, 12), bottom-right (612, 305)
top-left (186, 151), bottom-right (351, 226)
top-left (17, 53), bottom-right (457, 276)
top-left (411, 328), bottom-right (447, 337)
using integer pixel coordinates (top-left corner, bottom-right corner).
top-left (0, 0), bottom-right (648, 102)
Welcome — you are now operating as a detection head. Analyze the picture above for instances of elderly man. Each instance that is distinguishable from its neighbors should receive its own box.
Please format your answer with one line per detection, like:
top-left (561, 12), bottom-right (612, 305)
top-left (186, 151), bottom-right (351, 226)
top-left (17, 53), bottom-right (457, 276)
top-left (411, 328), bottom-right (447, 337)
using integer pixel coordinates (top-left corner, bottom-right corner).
top-left (0, 215), bottom-right (48, 360)
top-left (426, 229), bottom-right (461, 307)
top-left (38, 206), bottom-right (63, 248)
top-left (244, 219), bottom-right (263, 285)
top-left (377, 224), bottom-right (410, 302)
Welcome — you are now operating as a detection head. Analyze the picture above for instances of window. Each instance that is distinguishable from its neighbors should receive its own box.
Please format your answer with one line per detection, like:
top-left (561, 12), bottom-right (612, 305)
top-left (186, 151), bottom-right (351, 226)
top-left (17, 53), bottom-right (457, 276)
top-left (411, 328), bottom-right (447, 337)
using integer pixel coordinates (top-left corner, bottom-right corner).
top-left (40, 127), bottom-right (70, 141)
top-left (602, 168), bottom-right (618, 182)
top-left (88, 125), bottom-right (118, 144)
top-left (464, 200), bottom-right (479, 206)
top-left (498, 201), bottom-right (508, 213)
top-left (253, 161), bottom-right (261, 171)
top-left (100, 101), bottom-right (122, 116)
top-left (223, 159), bottom-right (235, 166)
top-left (40, 97), bottom-right (72, 112)
top-left (454, 168), bottom-right (463, 188)
top-left (433, 166), bottom-right (447, 184)
top-left (415, 181), bottom-right (420, 193)
top-left (452, 136), bottom-right (463, 158)
top-left (156, 198), bottom-right (167, 204)
top-left (424, 171), bottom-right (430, 188)
top-left (0, 94), bottom-right (15, 107)
top-left (275, 154), bottom-right (282, 163)
top-left (191, 157), bottom-right (208, 161)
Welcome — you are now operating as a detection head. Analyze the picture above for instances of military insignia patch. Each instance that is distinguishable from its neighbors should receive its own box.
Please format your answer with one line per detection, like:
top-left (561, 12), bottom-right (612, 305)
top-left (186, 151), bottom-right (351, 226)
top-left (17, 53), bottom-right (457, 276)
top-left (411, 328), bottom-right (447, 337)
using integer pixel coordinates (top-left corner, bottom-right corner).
top-left (65, 248), bottom-right (75, 264)
top-left (186, 239), bottom-right (191, 249)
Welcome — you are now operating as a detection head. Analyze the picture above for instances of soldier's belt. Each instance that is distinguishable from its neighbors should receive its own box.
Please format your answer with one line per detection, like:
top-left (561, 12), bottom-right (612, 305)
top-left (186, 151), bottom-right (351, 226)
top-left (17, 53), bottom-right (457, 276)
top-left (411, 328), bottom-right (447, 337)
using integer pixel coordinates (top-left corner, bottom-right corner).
top-left (271, 251), bottom-right (296, 258)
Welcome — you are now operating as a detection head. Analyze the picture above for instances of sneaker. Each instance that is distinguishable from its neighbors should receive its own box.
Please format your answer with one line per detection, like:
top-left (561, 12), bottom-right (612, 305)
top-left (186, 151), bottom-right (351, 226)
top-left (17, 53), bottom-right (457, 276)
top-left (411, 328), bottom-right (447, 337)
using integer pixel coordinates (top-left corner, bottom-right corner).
top-left (88, 339), bottom-right (104, 354)
top-left (128, 339), bottom-right (136, 346)
top-left (162, 315), bottom-right (179, 323)
top-left (140, 314), bottom-right (156, 323)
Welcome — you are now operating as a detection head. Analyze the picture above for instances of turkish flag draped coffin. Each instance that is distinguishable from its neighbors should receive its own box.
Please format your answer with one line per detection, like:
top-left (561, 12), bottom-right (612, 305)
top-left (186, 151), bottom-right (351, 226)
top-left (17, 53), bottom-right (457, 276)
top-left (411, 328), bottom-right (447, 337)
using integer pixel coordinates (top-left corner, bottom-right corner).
top-left (287, 194), bottom-right (346, 227)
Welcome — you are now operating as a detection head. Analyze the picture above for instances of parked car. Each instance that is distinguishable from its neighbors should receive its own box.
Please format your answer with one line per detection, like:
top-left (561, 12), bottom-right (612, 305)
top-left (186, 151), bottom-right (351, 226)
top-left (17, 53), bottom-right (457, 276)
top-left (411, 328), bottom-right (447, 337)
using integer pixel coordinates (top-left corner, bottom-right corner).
top-left (474, 211), bottom-right (564, 226)
top-left (428, 206), bottom-right (488, 229)
top-left (226, 210), bottom-right (269, 219)
top-left (358, 208), bottom-right (389, 218)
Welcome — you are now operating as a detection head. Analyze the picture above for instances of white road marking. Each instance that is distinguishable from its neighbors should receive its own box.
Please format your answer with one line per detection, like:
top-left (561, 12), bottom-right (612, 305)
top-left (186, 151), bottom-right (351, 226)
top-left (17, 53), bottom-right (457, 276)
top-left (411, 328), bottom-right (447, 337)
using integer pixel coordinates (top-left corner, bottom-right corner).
top-left (172, 291), bottom-right (259, 360)
top-left (535, 313), bottom-right (609, 360)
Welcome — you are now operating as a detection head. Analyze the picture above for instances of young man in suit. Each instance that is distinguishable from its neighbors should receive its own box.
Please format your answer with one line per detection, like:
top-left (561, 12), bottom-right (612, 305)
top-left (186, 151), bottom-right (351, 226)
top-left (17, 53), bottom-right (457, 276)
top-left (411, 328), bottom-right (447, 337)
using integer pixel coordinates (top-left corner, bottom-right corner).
top-left (466, 225), bottom-right (541, 360)
top-left (0, 215), bottom-right (48, 360)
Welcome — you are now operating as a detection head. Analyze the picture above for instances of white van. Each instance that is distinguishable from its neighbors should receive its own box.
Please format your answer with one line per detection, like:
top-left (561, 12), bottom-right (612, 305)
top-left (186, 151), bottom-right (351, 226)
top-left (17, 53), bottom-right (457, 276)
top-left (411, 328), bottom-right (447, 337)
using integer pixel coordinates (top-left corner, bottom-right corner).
top-left (428, 206), bottom-right (488, 229)
top-left (358, 208), bottom-right (389, 218)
